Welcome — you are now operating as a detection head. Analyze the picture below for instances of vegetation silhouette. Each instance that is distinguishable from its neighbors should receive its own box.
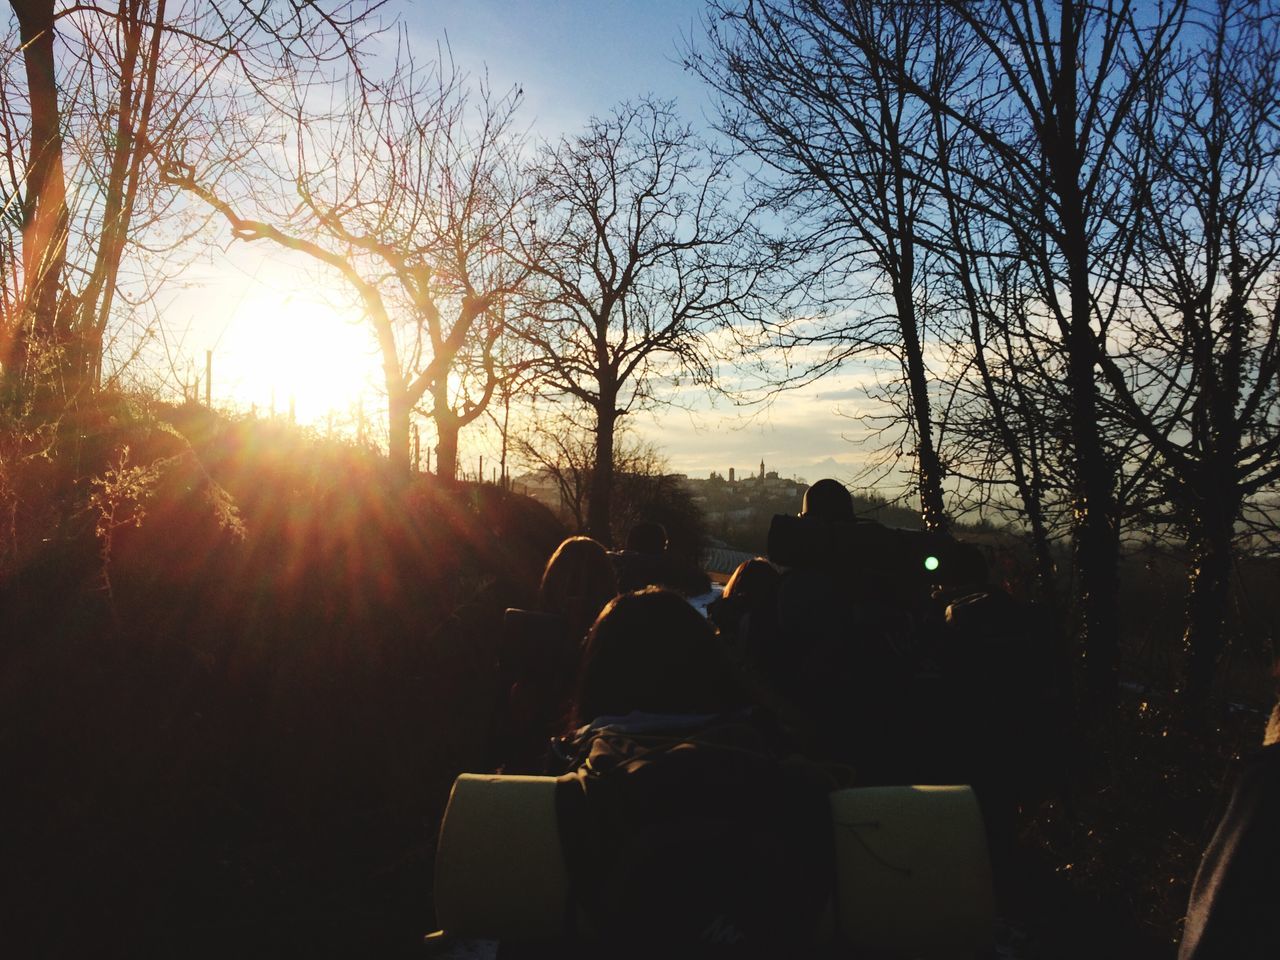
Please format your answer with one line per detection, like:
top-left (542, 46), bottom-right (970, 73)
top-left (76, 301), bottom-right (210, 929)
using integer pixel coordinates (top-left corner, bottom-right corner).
top-left (1, 397), bottom-right (564, 957)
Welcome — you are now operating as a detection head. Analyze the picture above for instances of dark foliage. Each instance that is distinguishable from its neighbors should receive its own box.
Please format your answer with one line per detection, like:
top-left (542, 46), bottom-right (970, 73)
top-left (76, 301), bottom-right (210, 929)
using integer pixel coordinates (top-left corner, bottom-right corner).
top-left (4, 398), bottom-right (1280, 958)
top-left (611, 471), bottom-right (710, 571)
top-left (0, 398), bottom-right (564, 957)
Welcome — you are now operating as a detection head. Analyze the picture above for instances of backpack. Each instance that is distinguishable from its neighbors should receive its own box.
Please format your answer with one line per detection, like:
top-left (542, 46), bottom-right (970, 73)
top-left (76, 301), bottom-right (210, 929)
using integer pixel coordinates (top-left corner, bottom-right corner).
top-left (551, 713), bottom-right (838, 957)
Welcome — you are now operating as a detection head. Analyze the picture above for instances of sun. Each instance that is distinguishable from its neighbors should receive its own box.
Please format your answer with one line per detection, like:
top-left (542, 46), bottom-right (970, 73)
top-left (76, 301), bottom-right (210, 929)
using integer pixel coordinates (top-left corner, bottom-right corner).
top-left (217, 288), bottom-right (380, 428)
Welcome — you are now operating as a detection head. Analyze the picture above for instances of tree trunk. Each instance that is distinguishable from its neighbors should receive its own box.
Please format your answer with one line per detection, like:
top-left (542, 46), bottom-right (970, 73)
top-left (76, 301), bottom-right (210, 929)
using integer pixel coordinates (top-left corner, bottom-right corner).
top-left (1181, 274), bottom-right (1250, 720)
top-left (82, 0), bottom-right (166, 391)
top-left (434, 419), bottom-right (460, 483)
top-left (898, 293), bottom-right (947, 533)
top-left (1025, 500), bottom-right (1058, 609)
top-left (498, 391), bottom-right (510, 488)
top-left (11, 0), bottom-right (68, 388)
top-left (1061, 206), bottom-right (1121, 710)
top-left (1064, 250), bottom-right (1120, 714)
top-left (430, 377), bottom-right (461, 482)
top-left (1180, 500), bottom-right (1236, 719)
top-left (887, 104), bottom-right (946, 534)
top-left (587, 399), bottom-right (617, 545)
top-left (1054, 0), bottom-right (1119, 716)
top-left (387, 390), bottom-right (412, 478)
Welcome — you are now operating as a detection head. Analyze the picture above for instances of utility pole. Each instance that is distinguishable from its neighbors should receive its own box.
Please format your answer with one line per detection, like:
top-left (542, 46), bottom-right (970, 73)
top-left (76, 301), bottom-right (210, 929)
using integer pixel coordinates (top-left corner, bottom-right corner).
top-left (205, 350), bottom-right (212, 407)
top-left (500, 391), bottom-right (511, 490)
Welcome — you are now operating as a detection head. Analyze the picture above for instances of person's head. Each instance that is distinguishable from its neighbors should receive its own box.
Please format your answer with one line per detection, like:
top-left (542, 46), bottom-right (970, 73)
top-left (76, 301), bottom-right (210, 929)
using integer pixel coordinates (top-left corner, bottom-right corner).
top-left (722, 557), bottom-right (780, 606)
top-left (571, 586), bottom-right (741, 726)
top-left (801, 478), bottom-right (855, 522)
top-left (538, 536), bottom-right (618, 627)
top-left (625, 521), bottom-right (668, 556)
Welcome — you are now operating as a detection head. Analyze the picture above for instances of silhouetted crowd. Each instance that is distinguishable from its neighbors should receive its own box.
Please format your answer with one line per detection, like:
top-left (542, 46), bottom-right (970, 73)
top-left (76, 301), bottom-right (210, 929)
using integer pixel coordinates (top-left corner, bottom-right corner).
top-left (478, 478), bottom-right (1280, 958)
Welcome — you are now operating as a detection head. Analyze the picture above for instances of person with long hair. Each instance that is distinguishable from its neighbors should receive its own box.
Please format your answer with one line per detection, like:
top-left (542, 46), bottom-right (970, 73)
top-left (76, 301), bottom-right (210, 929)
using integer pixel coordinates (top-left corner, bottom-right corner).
top-left (493, 537), bottom-right (619, 773)
top-left (537, 536), bottom-right (619, 645)
top-left (570, 586), bottom-right (742, 728)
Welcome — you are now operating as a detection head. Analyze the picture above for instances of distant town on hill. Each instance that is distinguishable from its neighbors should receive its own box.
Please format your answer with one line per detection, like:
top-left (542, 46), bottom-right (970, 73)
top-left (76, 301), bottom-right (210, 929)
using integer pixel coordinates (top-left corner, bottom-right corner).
top-left (517, 460), bottom-right (927, 556)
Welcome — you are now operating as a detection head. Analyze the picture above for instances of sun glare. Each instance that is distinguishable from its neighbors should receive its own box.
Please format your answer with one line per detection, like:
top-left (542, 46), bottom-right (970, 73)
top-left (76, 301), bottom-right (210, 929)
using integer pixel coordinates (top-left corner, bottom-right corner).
top-left (218, 291), bottom-right (378, 428)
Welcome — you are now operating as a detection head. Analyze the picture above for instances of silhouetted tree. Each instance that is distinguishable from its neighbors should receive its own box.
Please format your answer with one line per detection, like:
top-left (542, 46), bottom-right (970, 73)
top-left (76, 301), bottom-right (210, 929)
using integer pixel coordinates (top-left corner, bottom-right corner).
top-left (1102, 0), bottom-right (1280, 717)
top-left (7, 0), bottom-right (68, 392)
top-left (2, 1), bottom-right (382, 401)
top-left (933, 199), bottom-right (1071, 609)
top-left (690, 0), bottom-right (977, 533)
top-left (839, 0), bottom-right (1182, 712)
top-left (517, 99), bottom-right (766, 542)
top-left (514, 417), bottom-right (707, 561)
top-left (513, 412), bottom-right (595, 530)
top-left (164, 45), bottom-right (528, 478)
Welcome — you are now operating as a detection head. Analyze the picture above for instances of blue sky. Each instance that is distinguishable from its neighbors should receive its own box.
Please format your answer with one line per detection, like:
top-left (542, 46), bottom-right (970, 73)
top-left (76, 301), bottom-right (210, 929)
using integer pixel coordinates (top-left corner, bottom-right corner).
top-left (413, 0), bottom-right (713, 134)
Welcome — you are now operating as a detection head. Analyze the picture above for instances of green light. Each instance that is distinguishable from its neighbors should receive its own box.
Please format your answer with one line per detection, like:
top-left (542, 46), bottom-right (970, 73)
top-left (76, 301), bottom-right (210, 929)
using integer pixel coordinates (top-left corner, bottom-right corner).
top-left (923, 555), bottom-right (940, 572)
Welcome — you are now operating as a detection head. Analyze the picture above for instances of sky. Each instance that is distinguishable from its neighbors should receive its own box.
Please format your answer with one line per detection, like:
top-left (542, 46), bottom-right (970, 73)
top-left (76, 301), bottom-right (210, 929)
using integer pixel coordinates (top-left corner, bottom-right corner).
top-left (168, 0), bottom-right (887, 489)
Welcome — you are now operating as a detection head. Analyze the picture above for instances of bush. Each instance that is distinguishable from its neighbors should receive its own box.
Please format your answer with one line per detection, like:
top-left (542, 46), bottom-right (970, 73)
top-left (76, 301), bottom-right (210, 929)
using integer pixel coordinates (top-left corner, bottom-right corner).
top-left (1, 397), bottom-right (565, 956)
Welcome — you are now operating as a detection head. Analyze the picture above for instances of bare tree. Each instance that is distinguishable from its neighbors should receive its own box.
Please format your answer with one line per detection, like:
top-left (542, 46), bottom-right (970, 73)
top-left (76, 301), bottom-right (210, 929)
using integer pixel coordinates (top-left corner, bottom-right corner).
top-left (7, 0), bottom-right (67, 389)
top-left (690, 0), bottom-right (986, 532)
top-left (164, 45), bottom-right (528, 478)
top-left (482, 329), bottom-right (541, 489)
top-left (853, 0), bottom-right (1183, 710)
top-left (694, 0), bottom-right (1194, 714)
top-left (514, 412), bottom-right (605, 531)
top-left (1100, 0), bottom-right (1280, 715)
top-left (516, 99), bottom-right (767, 542)
top-left (514, 414), bottom-right (704, 556)
top-left (1, 1), bottom-right (386, 401)
top-left (932, 187), bottom-right (1072, 608)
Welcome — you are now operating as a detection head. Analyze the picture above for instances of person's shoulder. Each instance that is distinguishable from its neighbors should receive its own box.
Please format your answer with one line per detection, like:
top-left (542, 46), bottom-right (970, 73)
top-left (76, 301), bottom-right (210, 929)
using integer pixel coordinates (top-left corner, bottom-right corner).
top-left (1232, 742), bottom-right (1280, 799)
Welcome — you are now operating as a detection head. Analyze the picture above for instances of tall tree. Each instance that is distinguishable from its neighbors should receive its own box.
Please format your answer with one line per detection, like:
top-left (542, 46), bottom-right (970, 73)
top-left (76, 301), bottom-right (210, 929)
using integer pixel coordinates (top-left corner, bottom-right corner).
top-left (855, 0), bottom-right (1183, 711)
top-left (165, 48), bottom-right (528, 478)
top-left (514, 415), bottom-right (707, 559)
top-left (8, 0), bottom-right (67, 388)
top-left (694, 0), bottom-right (1190, 714)
top-left (932, 177), bottom-right (1070, 608)
top-left (517, 99), bottom-right (766, 542)
top-left (2, 1), bottom-right (384, 400)
top-left (690, 0), bottom-right (979, 532)
top-left (1102, 0), bottom-right (1280, 716)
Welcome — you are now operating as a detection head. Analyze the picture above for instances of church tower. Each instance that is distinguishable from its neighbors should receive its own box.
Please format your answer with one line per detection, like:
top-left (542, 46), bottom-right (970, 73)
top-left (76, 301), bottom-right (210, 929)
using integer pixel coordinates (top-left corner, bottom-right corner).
top-left (759, 459), bottom-right (765, 481)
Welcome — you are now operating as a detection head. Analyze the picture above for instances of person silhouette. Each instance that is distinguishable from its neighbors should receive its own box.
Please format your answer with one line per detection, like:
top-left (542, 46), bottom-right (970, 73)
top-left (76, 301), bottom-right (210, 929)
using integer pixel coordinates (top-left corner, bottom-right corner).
top-left (1179, 690), bottom-right (1280, 959)
top-left (609, 521), bottom-right (710, 597)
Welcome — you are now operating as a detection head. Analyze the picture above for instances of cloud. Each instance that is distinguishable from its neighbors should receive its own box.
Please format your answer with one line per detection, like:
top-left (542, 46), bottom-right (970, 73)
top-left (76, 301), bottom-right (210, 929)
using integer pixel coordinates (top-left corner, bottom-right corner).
top-left (813, 387), bottom-right (870, 402)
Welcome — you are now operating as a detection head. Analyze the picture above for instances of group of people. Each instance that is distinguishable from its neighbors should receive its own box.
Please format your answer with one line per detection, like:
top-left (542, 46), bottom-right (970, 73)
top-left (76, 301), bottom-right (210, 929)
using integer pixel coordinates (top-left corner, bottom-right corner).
top-left (493, 477), bottom-right (1040, 790)
top-left (491, 522), bottom-right (733, 776)
top-left (482, 478), bottom-right (1279, 958)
